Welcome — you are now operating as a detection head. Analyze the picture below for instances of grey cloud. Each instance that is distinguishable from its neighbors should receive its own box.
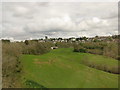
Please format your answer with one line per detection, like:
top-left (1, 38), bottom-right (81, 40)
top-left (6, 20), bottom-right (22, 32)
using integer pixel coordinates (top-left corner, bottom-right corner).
top-left (101, 12), bottom-right (118, 19)
top-left (2, 2), bottom-right (118, 40)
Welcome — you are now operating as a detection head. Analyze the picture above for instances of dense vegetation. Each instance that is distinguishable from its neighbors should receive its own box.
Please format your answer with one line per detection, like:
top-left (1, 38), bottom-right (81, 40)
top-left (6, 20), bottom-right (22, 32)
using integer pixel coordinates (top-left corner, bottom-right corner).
top-left (2, 35), bottom-right (119, 88)
top-left (2, 41), bottom-right (53, 88)
top-left (55, 42), bottom-right (74, 48)
top-left (2, 42), bottom-right (22, 87)
top-left (74, 42), bottom-right (119, 60)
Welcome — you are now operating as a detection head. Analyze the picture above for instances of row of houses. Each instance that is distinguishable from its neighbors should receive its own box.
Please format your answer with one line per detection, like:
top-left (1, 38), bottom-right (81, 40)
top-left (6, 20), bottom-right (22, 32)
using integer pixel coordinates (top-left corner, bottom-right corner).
top-left (1, 35), bottom-right (119, 43)
top-left (38, 36), bottom-right (118, 43)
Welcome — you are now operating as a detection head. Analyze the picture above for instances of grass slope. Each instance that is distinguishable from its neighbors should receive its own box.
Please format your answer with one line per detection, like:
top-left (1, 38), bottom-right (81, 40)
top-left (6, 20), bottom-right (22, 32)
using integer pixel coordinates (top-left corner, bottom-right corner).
top-left (20, 48), bottom-right (118, 88)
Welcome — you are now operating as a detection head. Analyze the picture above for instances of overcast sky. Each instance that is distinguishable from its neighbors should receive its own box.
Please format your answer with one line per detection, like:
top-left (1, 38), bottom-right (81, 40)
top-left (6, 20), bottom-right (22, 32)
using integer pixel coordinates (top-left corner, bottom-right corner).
top-left (2, 2), bottom-right (118, 40)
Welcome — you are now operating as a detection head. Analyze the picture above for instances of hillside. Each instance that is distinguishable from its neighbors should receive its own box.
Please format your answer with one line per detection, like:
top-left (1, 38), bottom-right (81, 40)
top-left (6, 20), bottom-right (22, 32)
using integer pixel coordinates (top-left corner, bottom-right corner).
top-left (20, 48), bottom-right (118, 88)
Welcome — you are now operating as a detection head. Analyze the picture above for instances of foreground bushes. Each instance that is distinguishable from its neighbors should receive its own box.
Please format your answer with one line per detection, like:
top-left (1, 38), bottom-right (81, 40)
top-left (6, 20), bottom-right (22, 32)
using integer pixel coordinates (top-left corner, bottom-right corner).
top-left (81, 56), bottom-right (119, 74)
top-left (74, 41), bottom-right (119, 74)
top-left (2, 43), bottom-right (22, 87)
top-left (25, 80), bottom-right (48, 88)
top-left (87, 49), bottom-right (103, 55)
top-left (103, 43), bottom-right (118, 60)
top-left (73, 45), bottom-right (87, 53)
top-left (22, 42), bottom-right (53, 55)
top-left (2, 41), bottom-right (53, 88)
top-left (74, 42), bottom-right (119, 60)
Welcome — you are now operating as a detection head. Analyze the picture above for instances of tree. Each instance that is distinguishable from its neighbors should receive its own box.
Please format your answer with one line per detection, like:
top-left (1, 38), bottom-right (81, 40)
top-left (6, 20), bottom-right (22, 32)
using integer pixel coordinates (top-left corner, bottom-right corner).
top-left (82, 36), bottom-right (87, 41)
top-left (2, 39), bottom-right (10, 43)
top-left (25, 40), bottom-right (29, 45)
top-left (45, 36), bottom-right (48, 40)
top-left (95, 36), bottom-right (99, 38)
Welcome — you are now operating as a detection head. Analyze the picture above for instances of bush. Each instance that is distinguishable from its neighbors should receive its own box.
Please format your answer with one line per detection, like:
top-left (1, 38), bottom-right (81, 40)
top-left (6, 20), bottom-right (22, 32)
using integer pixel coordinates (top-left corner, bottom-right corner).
top-left (25, 80), bottom-right (47, 88)
top-left (2, 41), bottom-right (53, 88)
top-left (74, 42), bottom-right (118, 60)
top-left (103, 42), bottom-right (118, 59)
top-left (2, 42), bottom-right (22, 88)
top-left (55, 42), bottom-right (73, 48)
top-left (81, 42), bottom-right (104, 50)
top-left (81, 56), bottom-right (119, 74)
top-left (74, 45), bottom-right (87, 53)
top-left (87, 49), bottom-right (103, 55)
top-left (22, 42), bottom-right (52, 55)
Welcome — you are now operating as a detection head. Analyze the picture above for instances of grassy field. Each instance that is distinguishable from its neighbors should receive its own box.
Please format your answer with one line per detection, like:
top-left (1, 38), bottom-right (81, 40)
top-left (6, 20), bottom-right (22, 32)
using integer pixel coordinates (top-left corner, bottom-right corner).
top-left (20, 48), bottom-right (118, 88)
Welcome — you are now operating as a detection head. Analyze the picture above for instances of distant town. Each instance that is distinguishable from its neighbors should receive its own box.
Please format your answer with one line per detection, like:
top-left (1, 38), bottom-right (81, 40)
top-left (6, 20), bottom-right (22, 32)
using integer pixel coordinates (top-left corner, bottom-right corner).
top-left (1, 35), bottom-right (119, 43)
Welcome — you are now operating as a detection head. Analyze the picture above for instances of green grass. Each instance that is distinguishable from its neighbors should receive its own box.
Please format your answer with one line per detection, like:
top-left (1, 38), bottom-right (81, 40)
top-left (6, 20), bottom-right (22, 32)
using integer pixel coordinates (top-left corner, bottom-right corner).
top-left (20, 48), bottom-right (118, 88)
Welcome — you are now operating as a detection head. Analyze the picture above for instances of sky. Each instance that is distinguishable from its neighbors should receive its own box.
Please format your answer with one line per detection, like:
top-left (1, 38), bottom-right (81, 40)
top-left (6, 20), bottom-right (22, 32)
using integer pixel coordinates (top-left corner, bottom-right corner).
top-left (1, 1), bottom-right (118, 40)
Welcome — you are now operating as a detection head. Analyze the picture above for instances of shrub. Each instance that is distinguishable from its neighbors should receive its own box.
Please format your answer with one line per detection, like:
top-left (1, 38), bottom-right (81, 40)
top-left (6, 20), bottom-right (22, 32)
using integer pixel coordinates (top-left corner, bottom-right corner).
top-left (74, 42), bottom-right (118, 60)
top-left (56, 42), bottom-right (73, 48)
top-left (25, 80), bottom-right (47, 88)
top-left (103, 42), bottom-right (118, 59)
top-left (2, 42), bottom-right (23, 88)
top-left (87, 49), bottom-right (103, 55)
top-left (74, 44), bottom-right (87, 53)
top-left (81, 56), bottom-right (119, 74)
top-left (2, 41), bottom-right (53, 88)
